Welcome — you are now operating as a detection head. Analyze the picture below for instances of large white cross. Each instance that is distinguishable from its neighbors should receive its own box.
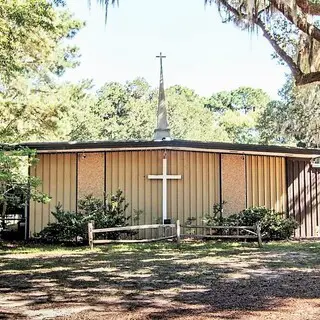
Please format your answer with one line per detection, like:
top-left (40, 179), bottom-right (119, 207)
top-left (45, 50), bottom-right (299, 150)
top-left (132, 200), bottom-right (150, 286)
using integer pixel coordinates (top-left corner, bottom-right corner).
top-left (148, 154), bottom-right (182, 223)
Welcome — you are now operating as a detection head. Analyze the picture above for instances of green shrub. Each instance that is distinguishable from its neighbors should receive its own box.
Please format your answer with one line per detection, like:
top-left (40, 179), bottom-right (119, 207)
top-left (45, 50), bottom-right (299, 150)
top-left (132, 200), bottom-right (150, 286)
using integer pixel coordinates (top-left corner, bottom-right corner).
top-left (38, 190), bottom-right (135, 243)
top-left (37, 205), bottom-right (89, 243)
top-left (78, 190), bottom-right (131, 239)
top-left (203, 205), bottom-right (299, 240)
top-left (230, 207), bottom-right (299, 240)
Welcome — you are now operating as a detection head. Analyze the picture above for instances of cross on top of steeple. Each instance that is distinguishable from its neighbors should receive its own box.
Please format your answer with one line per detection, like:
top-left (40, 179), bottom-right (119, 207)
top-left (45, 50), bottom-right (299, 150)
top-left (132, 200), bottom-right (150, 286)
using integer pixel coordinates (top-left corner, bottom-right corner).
top-left (156, 52), bottom-right (166, 63)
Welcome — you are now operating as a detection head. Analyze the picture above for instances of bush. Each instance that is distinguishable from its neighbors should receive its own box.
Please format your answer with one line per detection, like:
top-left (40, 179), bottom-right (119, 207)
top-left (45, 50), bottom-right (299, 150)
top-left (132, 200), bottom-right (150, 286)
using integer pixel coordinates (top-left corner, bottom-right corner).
top-left (38, 190), bottom-right (135, 243)
top-left (230, 207), bottom-right (299, 240)
top-left (78, 190), bottom-right (131, 240)
top-left (37, 205), bottom-right (89, 243)
top-left (203, 205), bottom-right (299, 240)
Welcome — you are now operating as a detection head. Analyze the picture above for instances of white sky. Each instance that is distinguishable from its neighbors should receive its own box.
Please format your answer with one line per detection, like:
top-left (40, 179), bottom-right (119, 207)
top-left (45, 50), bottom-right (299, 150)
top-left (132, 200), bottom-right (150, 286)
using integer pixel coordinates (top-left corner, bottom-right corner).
top-left (63, 0), bottom-right (289, 99)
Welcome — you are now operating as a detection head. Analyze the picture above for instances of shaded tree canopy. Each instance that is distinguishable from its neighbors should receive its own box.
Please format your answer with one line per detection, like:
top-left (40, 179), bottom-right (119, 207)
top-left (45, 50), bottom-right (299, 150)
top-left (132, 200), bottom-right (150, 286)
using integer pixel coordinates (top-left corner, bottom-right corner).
top-left (258, 77), bottom-right (320, 147)
top-left (0, 0), bottom-right (84, 143)
top-left (98, 0), bottom-right (320, 86)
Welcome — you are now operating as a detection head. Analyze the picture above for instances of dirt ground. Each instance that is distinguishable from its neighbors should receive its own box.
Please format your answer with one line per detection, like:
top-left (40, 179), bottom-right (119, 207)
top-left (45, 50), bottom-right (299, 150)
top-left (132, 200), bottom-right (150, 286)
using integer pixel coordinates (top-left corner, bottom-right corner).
top-left (0, 241), bottom-right (320, 320)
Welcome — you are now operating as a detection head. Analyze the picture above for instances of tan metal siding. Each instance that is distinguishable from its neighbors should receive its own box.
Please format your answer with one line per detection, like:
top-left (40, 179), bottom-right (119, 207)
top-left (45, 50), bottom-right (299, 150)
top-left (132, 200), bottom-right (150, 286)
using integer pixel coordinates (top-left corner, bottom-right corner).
top-left (106, 150), bottom-right (163, 225)
top-left (287, 158), bottom-right (320, 238)
top-left (29, 153), bottom-right (77, 236)
top-left (105, 150), bottom-right (220, 225)
top-left (246, 155), bottom-right (287, 212)
top-left (221, 154), bottom-right (246, 215)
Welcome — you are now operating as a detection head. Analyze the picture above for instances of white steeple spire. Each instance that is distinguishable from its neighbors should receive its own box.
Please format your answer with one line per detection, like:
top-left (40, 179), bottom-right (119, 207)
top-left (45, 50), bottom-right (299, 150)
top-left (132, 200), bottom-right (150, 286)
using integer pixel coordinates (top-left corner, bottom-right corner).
top-left (154, 52), bottom-right (171, 141)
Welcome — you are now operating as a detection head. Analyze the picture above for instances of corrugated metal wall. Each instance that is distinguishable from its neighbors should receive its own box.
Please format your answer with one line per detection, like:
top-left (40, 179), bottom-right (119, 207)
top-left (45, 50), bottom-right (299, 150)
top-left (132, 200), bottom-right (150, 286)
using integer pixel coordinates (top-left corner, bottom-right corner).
top-left (106, 150), bottom-right (220, 225)
top-left (29, 151), bottom-right (293, 236)
top-left (246, 155), bottom-right (287, 212)
top-left (287, 158), bottom-right (320, 238)
top-left (29, 153), bottom-right (77, 235)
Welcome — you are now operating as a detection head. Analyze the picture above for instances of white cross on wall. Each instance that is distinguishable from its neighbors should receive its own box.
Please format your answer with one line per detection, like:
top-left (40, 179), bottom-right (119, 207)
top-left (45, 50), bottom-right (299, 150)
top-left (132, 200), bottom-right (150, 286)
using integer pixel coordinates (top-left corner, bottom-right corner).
top-left (148, 153), bottom-right (182, 223)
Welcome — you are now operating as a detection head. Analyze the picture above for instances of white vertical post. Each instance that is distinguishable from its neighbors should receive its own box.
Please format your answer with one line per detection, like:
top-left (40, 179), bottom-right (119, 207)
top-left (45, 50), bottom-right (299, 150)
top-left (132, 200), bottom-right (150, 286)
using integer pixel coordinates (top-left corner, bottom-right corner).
top-left (176, 219), bottom-right (181, 246)
top-left (88, 221), bottom-right (94, 250)
top-left (163, 158), bottom-right (167, 223)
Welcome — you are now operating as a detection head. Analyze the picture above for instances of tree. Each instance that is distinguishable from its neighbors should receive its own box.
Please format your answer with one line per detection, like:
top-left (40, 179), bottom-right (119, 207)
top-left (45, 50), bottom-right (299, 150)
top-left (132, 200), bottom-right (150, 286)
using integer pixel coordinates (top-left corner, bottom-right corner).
top-left (93, 78), bottom-right (155, 140)
top-left (0, 1), bottom-right (84, 143)
top-left (258, 78), bottom-right (320, 147)
top-left (206, 87), bottom-right (270, 143)
top-left (0, 0), bottom-right (83, 82)
top-left (165, 85), bottom-right (228, 141)
top-left (98, 0), bottom-right (320, 86)
top-left (0, 147), bottom-right (50, 230)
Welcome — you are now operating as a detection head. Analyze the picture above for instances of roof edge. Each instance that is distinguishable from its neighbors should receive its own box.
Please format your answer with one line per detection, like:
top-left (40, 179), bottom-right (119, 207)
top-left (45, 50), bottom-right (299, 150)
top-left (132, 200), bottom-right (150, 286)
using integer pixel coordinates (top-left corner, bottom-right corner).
top-left (8, 139), bottom-right (320, 157)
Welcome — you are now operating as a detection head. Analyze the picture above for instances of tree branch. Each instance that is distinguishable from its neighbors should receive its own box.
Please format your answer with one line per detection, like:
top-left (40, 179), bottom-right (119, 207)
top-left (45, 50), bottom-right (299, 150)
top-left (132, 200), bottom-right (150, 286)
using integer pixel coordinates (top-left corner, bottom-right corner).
top-left (297, 71), bottom-right (320, 84)
top-left (214, 0), bottom-right (320, 85)
top-left (296, 0), bottom-right (320, 15)
top-left (270, 0), bottom-right (320, 41)
top-left (255, 19), bottom-right (303, 80)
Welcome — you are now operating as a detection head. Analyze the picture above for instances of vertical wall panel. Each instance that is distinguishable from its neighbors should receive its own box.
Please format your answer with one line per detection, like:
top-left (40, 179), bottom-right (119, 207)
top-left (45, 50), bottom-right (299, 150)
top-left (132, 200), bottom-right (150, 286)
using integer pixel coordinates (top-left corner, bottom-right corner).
top-left (29, 153), bottom-right (77, 235)
top-left (246, 155), bottom-right (287, 212)
top-left (221, 154), bottom-right (246, 215)
top-left (287, 158), bottom-right (320, 238)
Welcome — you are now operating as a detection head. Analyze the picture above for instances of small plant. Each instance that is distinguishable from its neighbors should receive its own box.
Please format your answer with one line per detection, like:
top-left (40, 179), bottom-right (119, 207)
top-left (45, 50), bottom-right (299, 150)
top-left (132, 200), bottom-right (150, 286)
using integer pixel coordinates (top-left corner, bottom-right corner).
top-left (185, 216), bottom-right (197, 235)
top-left (185, 216), bottom-right (197, 226)
top-left (133, 209), bottom-right (144, 224)
top-left (203, 202), bottom-right (228, 226)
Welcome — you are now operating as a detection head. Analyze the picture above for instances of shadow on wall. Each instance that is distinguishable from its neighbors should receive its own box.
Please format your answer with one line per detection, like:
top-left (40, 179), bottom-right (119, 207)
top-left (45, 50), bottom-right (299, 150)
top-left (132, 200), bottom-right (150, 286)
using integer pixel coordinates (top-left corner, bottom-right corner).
top-left (287, 158), bottom-right (320, 238)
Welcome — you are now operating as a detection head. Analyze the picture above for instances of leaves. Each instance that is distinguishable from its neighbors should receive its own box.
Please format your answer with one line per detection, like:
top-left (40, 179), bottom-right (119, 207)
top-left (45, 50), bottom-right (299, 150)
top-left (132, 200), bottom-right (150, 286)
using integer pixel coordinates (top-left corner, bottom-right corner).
top-left (39, 190), bottom-right (133, 242)
top-left (0, 147), bottom-right (50, 229)
top-left (258, 78), bottom-right (320, 147)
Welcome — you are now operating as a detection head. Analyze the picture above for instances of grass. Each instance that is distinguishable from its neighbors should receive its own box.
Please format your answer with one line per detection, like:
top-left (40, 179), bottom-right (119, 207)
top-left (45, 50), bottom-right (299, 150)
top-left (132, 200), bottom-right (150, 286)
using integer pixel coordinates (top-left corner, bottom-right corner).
top-left (1, 240), bottom-right (320, 319)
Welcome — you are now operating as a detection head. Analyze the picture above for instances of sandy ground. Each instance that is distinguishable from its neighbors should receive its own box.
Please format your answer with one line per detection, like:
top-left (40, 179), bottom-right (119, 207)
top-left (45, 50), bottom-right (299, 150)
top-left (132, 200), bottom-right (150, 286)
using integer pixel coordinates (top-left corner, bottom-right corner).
top-left (0, 242), bottom-right (320, 320)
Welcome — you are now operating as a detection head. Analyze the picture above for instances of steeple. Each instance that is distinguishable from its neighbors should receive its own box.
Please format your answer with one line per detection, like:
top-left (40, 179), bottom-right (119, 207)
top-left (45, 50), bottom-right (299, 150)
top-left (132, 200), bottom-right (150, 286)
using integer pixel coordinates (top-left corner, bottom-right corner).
top-left (154, 52), bottom-right (171, 141)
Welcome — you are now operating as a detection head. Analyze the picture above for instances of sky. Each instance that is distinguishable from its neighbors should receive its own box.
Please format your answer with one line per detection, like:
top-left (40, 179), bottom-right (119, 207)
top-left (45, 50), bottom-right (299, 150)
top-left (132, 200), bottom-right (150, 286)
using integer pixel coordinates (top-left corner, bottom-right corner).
top-left (63, 0), bottom-right (289, 99)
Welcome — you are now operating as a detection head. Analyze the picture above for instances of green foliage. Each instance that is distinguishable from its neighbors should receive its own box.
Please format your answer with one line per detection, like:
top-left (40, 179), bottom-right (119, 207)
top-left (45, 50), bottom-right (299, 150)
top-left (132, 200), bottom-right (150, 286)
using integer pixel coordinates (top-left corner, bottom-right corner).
top-left (38, 190), bottom-right (136, 243)
top-left (0, 0), bottom-right (84, 143)
top-left (230, 207), bottom-right (299, 240)
top-left (55, 80), bottom-right (271, 144)
top-left (203, 205), bottom-right (298, 240)
top-left (206, 87), bottom-right (270, 144)
top-left (78, 190), bottom-right (130, 231)
top-left (203, 202), bottom-right (225, 226)
top-left (0, 0), bottom-right (83, 82)
top-left (37, 205), bottom-right (89, 243)
top-left (258, 77), bottom-right (320, 147)
top-left (0, 147), bottom-right (50, 230)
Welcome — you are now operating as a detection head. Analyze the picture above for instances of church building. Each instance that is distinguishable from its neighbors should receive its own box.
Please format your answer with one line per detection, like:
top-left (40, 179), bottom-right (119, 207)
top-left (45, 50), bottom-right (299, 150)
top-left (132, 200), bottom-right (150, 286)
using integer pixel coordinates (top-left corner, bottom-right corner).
top-left (24, 54), bottom-right (320, 239)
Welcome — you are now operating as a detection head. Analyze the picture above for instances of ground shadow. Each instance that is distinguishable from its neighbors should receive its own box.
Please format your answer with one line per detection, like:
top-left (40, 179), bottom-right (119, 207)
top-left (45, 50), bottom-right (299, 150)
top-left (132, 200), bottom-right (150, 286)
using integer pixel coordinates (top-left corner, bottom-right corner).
top-left (0, 241), bottom-right (320, 319)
